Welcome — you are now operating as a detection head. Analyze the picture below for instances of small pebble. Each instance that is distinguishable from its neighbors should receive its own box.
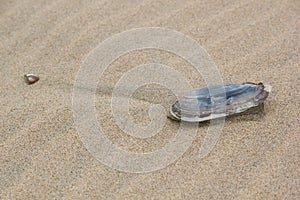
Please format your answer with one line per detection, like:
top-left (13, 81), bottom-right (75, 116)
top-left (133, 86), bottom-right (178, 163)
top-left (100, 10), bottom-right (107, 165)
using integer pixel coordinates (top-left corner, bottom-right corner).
top-left (24, 74), bottom-right (39, 85)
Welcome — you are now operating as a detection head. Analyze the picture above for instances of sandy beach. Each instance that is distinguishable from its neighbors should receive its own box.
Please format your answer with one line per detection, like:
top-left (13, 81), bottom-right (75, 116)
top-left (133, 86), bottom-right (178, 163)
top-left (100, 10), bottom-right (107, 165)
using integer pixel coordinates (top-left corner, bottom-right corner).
top-left (0, 0), bottom-right (299, 199)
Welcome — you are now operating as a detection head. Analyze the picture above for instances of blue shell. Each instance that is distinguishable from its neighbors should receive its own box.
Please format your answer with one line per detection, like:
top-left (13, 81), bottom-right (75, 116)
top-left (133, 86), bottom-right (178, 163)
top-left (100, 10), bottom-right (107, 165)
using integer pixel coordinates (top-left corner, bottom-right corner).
top-left (170, 83), bottom-right (271, 122)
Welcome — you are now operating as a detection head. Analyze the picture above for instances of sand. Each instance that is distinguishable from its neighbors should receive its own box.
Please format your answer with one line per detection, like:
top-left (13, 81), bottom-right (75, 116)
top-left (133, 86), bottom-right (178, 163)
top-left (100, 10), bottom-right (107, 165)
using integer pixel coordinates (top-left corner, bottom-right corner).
top-left (0, 0), bottom-right (299, 199)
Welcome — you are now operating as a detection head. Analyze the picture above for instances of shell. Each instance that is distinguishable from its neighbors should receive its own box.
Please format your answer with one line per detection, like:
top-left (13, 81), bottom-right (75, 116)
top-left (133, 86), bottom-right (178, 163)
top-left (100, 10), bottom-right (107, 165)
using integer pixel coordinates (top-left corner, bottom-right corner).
top-left (24, 74), bottom-right (39, 85)
top-left (169, 82), bottom-right (271, 122)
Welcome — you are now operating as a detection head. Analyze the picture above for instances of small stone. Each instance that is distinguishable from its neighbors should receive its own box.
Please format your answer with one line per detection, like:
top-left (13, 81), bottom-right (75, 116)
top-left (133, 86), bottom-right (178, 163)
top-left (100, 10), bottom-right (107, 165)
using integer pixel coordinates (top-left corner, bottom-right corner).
top-left (24, 74), bottom-right (39, 85)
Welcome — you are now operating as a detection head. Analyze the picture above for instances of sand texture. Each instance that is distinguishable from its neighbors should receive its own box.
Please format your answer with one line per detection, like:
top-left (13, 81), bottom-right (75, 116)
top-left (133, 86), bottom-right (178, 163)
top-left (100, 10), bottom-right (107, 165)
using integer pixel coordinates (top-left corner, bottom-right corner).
top-left (0, 0), bottom-right (299, 199)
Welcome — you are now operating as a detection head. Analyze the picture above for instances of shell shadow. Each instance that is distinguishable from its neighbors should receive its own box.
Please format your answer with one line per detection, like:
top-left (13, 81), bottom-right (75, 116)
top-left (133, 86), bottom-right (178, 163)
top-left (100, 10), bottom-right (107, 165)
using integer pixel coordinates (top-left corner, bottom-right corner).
top-left (167, 103), bottom-right (267, 126)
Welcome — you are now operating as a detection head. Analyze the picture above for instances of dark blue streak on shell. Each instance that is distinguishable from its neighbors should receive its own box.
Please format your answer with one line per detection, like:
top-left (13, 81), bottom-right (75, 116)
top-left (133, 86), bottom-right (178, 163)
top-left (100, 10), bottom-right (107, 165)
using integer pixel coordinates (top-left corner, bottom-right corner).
top-left (190, 84), bottom-right (259, 108)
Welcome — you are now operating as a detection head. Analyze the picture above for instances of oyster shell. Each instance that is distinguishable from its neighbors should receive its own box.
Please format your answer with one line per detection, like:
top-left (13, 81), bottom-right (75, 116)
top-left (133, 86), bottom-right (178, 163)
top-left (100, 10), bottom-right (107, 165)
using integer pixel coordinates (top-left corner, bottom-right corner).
top-left (169, 82), bottom-right (271, 122)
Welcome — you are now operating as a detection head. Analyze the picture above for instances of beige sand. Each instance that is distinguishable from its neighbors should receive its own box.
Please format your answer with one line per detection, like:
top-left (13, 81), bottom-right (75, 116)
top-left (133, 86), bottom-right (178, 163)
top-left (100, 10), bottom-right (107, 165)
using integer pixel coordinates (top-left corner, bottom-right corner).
top-left (0, 0), bottom-right (299, 199)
